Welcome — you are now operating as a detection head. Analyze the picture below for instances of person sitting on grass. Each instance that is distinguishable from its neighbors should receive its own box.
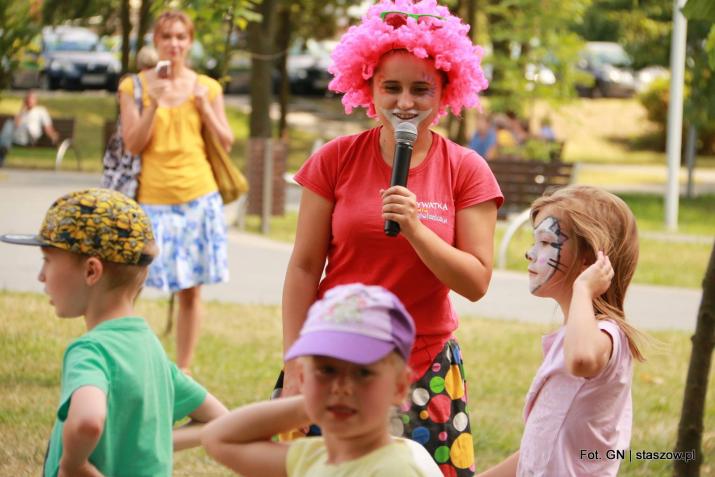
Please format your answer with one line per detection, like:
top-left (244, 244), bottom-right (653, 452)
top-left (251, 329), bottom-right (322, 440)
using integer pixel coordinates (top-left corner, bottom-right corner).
top-left (0, 90), bottom-right (59, 167)
top-left (0, 188), bottom-right (227, 477)
top-left (201, 283), bottom-right (442, 477)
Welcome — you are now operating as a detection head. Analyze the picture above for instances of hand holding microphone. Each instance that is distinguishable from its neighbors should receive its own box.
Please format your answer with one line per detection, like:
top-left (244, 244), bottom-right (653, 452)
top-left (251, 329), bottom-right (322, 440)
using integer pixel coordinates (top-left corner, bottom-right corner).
top-left (384, 122), bottom-right (418, 237)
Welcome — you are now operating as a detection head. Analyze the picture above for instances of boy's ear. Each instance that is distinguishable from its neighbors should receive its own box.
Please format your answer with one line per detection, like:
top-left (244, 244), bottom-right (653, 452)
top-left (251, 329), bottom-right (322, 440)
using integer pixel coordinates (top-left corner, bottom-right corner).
top-left (84, 257), bottom-right (104, 286)
top-left (392, 365), bottom-right (411, 406)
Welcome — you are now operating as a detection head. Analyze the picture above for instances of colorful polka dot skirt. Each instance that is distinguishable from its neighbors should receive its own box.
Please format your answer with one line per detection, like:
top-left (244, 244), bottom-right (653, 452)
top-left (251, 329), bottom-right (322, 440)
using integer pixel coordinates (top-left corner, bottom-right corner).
top-left (391, 339), bottom-right (475, 477)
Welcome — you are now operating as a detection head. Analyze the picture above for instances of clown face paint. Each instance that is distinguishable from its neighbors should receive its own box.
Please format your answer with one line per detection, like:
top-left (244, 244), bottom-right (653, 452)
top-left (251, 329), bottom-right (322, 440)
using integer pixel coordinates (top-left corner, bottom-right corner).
top-left (373, 52), bottom-right (442, 133)
top-left (526, 215), bottom-right (569, 294)
top-left (378, 107), bottom-right (433, 130)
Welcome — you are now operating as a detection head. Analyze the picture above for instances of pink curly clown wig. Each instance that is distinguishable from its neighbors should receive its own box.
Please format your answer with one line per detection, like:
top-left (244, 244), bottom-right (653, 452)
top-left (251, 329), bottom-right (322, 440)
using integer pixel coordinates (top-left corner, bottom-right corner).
top-left (328, 0), bottom-right (488, 120)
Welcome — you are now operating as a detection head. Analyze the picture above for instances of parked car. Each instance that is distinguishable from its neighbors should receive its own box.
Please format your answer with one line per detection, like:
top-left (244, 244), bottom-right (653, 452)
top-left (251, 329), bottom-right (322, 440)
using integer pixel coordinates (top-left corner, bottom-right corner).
top-left (12, 26), bottom-right (121, 91)
top-left (285, 39), bottom-right (335, 95)
top-left (575, 42), bottom-right (636, 98)
top-left (225, 39), bottom-right (336, 96)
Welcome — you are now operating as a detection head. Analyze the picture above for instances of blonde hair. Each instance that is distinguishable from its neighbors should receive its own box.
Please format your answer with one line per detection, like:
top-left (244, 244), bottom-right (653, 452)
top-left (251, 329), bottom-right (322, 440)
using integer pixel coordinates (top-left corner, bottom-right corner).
top-left (153, 10), bottom-right (195, 42)
top-left (531, 185), bottom-right (645, 361)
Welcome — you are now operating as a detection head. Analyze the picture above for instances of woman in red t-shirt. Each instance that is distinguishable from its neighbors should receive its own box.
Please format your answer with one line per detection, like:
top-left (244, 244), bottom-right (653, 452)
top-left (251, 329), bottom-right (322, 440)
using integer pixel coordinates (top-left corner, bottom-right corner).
top-left (280, 2), bottom-right (503, 475)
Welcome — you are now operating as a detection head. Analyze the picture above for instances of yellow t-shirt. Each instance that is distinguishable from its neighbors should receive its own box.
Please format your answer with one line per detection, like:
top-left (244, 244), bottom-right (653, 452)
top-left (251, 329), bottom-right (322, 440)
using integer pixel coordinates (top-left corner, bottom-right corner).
top-left (286, 437), bottom-right (439, 476)
top-left (118, 73), bottom-right (221, 205)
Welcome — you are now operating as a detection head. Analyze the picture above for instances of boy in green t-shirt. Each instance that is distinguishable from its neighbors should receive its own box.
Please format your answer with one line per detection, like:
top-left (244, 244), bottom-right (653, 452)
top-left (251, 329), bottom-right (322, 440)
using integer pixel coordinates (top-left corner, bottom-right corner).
top-left (1, 188), bottom-right (227, 477)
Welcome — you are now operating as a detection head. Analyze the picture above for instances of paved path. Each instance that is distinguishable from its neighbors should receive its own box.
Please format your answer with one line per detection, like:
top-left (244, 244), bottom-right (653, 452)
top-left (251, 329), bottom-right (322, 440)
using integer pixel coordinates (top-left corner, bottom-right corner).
top-left (0, 169), bottom-right (705, 332)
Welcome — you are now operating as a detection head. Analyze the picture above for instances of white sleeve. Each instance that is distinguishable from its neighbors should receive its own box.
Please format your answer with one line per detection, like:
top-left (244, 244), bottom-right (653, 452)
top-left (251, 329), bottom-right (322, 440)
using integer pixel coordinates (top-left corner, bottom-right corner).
top-left (39, 107), bottom-right (52, 127)
top-left (403, 438), bottom-right (443, 477)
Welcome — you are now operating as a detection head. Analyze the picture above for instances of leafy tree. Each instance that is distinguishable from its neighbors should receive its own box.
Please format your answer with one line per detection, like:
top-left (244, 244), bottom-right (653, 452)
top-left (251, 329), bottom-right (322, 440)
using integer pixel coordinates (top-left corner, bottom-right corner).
top-left (272, 0), bottom-right (352, 137)
top-left (575, 0), bottom-right (672, 69)
top-left (484, 0), bottom-right (591, 117)
top-left (0, 0), bottom-right (41, 94)
top-left (42, 0), bottom-right (115, 28)
top-left (180, 0), bottom-right (260, 82)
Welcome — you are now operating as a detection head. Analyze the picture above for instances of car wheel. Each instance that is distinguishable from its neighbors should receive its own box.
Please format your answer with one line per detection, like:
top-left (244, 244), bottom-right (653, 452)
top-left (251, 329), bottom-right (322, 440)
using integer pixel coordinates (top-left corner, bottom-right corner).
top-left (590, 83), bottom-right (603, 99)
top-left (106, 78), bottom-right (118, 92)
top-left (40, 74), bottom-right (59, 91)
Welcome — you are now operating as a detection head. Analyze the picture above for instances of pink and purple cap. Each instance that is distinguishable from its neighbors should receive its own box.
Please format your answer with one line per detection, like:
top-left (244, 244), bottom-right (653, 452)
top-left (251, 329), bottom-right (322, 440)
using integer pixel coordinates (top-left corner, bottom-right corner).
top-left (285, 283), bottom-right (416, 365)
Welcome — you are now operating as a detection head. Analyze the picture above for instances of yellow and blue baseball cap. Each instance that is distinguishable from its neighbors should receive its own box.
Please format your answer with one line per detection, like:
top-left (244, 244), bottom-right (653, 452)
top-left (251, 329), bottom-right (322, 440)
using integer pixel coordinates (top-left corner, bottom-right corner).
top-left (0, 188), bottom-right (155, 265)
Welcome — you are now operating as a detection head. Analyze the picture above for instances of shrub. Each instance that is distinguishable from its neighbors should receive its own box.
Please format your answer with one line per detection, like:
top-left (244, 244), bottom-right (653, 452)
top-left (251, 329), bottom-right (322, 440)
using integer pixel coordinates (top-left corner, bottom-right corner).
top-left (639, 77), bottom-right (715, 154)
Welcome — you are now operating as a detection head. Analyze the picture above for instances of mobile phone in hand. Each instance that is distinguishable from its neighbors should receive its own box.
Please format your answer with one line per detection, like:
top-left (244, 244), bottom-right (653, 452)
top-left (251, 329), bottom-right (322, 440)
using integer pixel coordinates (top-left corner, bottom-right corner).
top-left (156, 60), bottom-right (171, 79)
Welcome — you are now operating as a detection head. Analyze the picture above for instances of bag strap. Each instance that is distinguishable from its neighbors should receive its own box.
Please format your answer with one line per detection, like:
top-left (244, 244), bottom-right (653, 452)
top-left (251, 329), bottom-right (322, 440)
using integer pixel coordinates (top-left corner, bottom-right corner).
top-left (132, 74), bottom-right (143, 113)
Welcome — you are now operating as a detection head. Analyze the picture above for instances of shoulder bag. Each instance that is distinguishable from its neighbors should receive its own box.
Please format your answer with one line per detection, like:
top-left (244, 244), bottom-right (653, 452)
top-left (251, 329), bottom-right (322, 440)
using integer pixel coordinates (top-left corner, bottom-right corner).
top-left (101, 74), bottom-right (143, 199)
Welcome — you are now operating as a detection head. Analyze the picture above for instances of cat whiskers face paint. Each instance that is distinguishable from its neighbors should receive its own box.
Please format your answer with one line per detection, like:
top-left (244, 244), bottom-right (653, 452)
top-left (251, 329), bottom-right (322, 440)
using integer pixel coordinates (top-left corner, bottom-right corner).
top-left (526, 216), bottom-right (569, 294)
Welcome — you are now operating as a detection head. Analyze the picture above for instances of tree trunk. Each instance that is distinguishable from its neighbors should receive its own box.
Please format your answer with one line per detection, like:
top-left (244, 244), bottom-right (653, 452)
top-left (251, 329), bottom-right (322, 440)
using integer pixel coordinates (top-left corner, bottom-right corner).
top-left (673, 241), bottom-right (715, 476)
top-left (120, 0), bottom-right (131, 74)
top-left (486, 0), bottom-right (510, 97)
top-left (134, 0), bottom-right (153, 69)
top-left (248, 0), bottom-right (277, 138)
top-left (448, 0), bottom-right (474, 145)
top-left (275, 3), bottom-right (292, 139)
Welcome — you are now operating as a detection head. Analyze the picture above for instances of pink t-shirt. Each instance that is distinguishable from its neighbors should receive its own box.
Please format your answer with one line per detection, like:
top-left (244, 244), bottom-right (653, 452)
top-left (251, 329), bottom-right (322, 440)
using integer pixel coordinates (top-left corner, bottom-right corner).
top-left (518, 320), bottom-right (633, 477)
top-left (295, 127), bottom-right (503, 377)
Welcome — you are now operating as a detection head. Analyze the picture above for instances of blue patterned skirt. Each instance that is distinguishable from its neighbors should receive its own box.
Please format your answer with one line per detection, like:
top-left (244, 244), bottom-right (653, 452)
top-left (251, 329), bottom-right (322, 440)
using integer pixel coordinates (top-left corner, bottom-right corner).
top-left (141, 191), bottom-right (229, 292)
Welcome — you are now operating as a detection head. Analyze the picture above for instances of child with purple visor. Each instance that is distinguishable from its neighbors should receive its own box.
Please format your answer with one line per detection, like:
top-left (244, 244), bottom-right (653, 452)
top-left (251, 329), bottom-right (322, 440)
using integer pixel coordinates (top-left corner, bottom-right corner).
top-left (201, 283), bottom-right (442, 476)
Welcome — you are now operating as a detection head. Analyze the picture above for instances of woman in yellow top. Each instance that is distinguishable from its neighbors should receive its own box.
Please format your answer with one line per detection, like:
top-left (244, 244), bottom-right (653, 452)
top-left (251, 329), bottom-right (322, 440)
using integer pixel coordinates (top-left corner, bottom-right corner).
top-left (119, 10), bottom-right (234, 372)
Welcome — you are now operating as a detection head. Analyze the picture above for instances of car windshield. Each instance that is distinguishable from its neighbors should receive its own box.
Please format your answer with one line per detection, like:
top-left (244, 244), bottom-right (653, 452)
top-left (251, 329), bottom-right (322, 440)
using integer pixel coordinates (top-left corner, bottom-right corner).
top-left (46, 35), bottom-right (106, 53)
top-left (588, 45), bottom-right (631, 67)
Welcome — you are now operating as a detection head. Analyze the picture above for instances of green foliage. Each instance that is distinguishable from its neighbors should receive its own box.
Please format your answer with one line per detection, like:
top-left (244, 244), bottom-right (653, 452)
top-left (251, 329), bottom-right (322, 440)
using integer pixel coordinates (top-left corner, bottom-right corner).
top-left (683, 0), bottom-right (715, 70)
top-left (0, 0), bottom-right (40, 93)
top-left (484, 0), bottom-right (590, 116)
top-left (682, 0), bottom-right (715, 22)
top-left (639, 77), bottom-right (715, 155)
top-left (176, 0), bottom-right (261, 82)
top-left (575, 0), bottom-right (673, 69)
top-left (639, 77), bottom-right (670, 126)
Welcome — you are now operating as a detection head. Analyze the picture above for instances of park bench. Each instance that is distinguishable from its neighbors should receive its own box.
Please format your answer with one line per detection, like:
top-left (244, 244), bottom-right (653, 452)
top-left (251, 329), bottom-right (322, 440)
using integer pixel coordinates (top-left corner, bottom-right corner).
top-left (0, 114), bottom-right (82, 170)
top-left (0, 114), bottom-right (80, 170)
top-left (489, 157), bottom-right (577, 268)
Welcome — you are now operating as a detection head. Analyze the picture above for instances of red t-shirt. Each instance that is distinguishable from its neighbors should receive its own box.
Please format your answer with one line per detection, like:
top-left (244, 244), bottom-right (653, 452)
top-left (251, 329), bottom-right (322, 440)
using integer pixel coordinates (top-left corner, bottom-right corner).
top-left (295, 127), bottom-right (503, 378)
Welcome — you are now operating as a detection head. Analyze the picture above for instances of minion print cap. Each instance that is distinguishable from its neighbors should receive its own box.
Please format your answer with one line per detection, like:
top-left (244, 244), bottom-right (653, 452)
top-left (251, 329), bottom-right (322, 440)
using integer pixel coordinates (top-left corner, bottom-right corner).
top-left (0, 188), bottom-right (155, 265)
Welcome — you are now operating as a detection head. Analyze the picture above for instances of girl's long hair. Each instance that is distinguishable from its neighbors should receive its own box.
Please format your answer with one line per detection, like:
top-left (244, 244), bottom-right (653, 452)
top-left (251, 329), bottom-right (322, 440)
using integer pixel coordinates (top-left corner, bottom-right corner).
top-left (531, 185), bottom-right (645, 361)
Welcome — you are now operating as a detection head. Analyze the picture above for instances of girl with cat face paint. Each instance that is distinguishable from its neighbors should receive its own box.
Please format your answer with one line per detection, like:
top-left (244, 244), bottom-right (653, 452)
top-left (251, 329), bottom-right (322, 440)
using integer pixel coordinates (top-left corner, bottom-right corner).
top-left (479, 185), bottom-right (646, 477)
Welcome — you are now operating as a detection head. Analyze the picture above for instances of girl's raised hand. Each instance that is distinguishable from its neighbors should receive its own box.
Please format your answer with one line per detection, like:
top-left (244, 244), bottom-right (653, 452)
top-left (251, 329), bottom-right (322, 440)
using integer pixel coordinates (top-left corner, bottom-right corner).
top-left (147, 76), bottom-right (169, 105)
top-left (574, 251), bottom-right (614, 298)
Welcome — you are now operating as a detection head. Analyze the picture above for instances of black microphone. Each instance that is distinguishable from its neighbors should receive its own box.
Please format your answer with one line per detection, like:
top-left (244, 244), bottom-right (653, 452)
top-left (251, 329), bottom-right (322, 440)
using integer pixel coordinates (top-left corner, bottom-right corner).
top-left (384, 122), bottom-right (418, 237)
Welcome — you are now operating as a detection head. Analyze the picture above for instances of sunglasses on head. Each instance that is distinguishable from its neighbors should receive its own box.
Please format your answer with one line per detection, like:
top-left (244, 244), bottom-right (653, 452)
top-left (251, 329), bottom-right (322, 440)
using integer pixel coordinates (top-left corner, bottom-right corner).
top-left (379, 10), bottom-right (444, 29)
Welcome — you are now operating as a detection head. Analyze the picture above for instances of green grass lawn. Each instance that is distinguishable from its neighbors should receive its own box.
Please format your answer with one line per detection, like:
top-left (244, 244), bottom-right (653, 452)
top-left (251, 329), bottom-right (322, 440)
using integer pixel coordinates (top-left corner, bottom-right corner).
top-left (0, 291), bottom-right (712, 476)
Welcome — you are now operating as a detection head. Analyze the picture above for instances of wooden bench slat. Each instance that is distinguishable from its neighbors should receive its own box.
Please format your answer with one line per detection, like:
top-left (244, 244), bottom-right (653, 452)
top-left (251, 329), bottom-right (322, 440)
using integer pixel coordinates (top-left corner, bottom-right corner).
top-left (489, 157), bottom-right (575, 219)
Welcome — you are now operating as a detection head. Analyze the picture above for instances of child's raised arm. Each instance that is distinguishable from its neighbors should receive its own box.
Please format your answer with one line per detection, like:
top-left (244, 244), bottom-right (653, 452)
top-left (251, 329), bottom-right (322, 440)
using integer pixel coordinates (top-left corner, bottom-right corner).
top-left (565, 251), bottom-right (615, 378)
top-left (59, 386), bottom-right (107, 477)
top-left (173, 392), bottom-right (228, 451)
top-left (201, 395), bottom-right (311, 477)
